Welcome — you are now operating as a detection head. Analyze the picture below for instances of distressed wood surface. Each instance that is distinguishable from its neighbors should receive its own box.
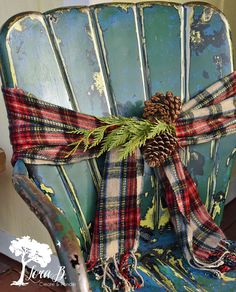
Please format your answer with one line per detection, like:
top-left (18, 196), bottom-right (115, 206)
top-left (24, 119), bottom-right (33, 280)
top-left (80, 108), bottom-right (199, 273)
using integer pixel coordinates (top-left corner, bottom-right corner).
top-left (0, 2), bottom-right (236, 291)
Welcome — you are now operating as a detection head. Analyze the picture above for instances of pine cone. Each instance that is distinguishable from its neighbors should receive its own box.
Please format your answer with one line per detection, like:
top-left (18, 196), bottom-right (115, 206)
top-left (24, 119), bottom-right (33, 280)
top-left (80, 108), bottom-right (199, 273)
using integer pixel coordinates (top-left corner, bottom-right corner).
top-left (143, 133), bottom-right (178, 168)
top-left (143, 91), bottom-right (181, 124)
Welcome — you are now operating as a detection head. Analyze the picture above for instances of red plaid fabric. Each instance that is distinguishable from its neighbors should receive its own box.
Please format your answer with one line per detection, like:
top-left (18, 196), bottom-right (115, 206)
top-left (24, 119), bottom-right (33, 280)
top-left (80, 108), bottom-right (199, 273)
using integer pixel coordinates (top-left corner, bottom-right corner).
top-left (2, 71), bottom-right (236, 290)
top-left (3, 88), bottom-right (102, 164)
top-left (3, 87), bottom-right (144, 290)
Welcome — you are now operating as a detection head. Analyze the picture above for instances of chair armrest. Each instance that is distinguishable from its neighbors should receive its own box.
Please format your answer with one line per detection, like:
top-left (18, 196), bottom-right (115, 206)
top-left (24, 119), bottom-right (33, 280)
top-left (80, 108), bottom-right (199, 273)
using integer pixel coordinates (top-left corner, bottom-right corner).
top-left (12, 160), bottom-right (90, 292)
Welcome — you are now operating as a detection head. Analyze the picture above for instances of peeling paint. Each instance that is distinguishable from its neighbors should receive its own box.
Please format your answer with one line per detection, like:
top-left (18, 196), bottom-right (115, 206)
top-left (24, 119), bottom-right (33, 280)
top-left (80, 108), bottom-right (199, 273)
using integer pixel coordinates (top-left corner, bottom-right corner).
top-left (190, 30), bottom-right (204, 46)
top-left (79, 7), bottom-right (88, 14)
top-left (153, 248), bottom-right (164, 255)
top-left (76, 237), bottom-right (81, 248)
top-left (141, 3), bottom-right (155, 9)
top-left (5, 40), bottom-right (17, 86)
top-left (209, 172), bottom-right (217, 214)
top-left (151, 175), bottom-right (155, 188)
top-left (169, 257), bottom-right (188, 275)
top-left (201, 7), bottom-right (214, 23)
top-left (226, 148), bottom-right (236, 166)
top-left (153, 265), bottom-right (176, 291)
top-left (40, 183), bottom-right (54, 194)
top-left (56, 37), bottom-right (62, 44)
top-left (137, 265), bottom-right (164, 287)
top-left (6, 14), bottom-right (55, 86)
top-left (221, 274), bottom-right (236, 282)
top-left (13, 22), bottom-right (24, 32)
top-left (56, 206), bottom-right (65, 214)
top-left (40, 183), bottom-right (54, 202)
top-left (184, 286), bottom-right (196, 292)
top-left (210, 139), bottom-right (216, 158)
top-left (212, 202), bottom-right (221, 219)
top-left (140, 197), bottom-right (155, 229)
top-left (92, 71), bottom-right (104, 96)
top-left (158, 210), bottom-right (170, 230)
top-left (111, 4), bottom-right (131, 12)
top-left (87, 10), bottom-right (111, 114)
top-left (48, 14), bottom-right (58, 24)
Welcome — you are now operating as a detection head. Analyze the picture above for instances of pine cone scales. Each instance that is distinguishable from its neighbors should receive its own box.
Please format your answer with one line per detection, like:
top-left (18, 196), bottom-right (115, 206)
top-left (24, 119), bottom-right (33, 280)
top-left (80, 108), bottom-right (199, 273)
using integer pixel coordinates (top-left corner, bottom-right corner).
top-left (143, 91), bottom-right (181, 124)
top-left (143, 133), bottom-right (178, 168)
top-left (143, 91), bottom-right (181, 168)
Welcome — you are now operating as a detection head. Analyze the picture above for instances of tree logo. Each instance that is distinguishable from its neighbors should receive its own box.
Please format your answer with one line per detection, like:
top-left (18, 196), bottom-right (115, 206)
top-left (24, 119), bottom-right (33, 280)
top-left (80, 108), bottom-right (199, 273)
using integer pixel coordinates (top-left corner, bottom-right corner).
top-left (9, 236), bottom-right (52, 286)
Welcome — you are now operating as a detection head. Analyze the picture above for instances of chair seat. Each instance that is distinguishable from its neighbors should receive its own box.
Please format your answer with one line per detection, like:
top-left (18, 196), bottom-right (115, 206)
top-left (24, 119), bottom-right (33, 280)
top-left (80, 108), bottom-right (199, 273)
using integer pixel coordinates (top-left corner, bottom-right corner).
top-left (89, 229), bottom-right (236, 291)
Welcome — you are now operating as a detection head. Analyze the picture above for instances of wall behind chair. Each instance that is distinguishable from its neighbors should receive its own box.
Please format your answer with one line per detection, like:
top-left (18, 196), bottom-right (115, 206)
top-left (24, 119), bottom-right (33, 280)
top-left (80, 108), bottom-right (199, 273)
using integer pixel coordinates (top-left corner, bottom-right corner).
top-left (0, 0), bottom-right (235, 253)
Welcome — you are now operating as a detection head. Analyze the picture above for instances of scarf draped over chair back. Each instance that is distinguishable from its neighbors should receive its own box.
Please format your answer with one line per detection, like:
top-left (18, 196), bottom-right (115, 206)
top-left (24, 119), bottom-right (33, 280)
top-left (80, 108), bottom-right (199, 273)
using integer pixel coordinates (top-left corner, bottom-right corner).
top-left (3, 71), bottom-right (236, 291)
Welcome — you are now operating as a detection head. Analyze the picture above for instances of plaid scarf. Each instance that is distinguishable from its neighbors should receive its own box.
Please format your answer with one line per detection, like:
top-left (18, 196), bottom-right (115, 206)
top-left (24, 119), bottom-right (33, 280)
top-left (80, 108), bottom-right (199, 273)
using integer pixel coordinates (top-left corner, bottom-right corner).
top-left (3, 71), bottom-right (236, 291)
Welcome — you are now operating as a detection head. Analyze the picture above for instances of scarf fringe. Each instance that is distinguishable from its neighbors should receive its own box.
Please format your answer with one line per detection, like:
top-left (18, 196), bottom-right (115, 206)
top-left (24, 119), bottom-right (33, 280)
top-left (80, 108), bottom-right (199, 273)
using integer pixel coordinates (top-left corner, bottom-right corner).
top-left (87, 252), bottom-right (144, 291)
top-left (187, 235), bottom-right (236, 276)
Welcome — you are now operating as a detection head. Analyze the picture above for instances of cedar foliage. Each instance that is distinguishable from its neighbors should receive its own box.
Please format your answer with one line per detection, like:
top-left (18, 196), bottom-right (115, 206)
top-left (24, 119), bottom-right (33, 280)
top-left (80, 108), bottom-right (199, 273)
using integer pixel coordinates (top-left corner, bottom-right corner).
top-left (67, 115), bottom-right (175, 160)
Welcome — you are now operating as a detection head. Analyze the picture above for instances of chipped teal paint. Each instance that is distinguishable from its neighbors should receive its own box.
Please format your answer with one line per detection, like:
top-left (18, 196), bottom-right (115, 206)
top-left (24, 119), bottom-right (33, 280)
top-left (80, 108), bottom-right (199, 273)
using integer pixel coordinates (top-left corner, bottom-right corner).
top-left (27, 163), bottom-right (94, 250)
top-left (46, 8), bottom-right (110, 116)
top-left (6, 15), bottom-right (70, 106)
top-left (140, 3), bottom-right (183, 227)
top-left (186, 4), bottom-right (235, 224)
top-left (1, 2), bottom-right (236, 291)
top-left (95, 5), bottom-right (145, 117)
top-left (140, 4), bottom-right (182, 97)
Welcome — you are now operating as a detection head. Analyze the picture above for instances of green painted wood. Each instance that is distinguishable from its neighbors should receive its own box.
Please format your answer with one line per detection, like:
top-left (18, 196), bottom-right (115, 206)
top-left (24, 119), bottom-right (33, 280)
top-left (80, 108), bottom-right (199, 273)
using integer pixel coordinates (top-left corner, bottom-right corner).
top-left (0, 13), bottom-right (70, 105)
top-left (139, 3), bottom-right (183, 97)
top-left (185, 3), bottom-right (235, 224)
top-left (139, 2), bottom-right (183, 231)
top-left (94, 4), bottom-right (145, 116)
top-left (45, 7), bottom-right (110, 116)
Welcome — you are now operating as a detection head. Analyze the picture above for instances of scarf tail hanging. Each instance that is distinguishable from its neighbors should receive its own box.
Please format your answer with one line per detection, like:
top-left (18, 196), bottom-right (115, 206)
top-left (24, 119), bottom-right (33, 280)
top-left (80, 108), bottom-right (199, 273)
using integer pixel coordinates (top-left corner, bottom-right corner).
top-left (157, 153), bottom-right (236, 275)
top-left (87, 149), bottom-right (144, 290)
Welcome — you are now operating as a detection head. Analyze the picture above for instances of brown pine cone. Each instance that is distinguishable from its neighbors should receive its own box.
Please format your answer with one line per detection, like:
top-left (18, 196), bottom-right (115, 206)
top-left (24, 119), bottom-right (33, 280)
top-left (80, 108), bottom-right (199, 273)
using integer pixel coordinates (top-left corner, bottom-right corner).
top-left (143, 91), bottom-right (182, 124)
top-left (143, 133), bottom-right (178, 168)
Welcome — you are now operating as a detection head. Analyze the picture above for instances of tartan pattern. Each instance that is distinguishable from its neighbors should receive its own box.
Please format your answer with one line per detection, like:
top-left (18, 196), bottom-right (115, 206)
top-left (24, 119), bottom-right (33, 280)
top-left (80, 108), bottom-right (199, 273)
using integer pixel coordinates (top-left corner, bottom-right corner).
top-left (2, 71), bottom-right (236, 290)
top-left (87, 148), bottom-right (143, 264)
top-left (3, 88), bottom-right (102, 165)
top-left (157, 153), bottom-right (235, 275)
top-left (176, 71), bottom-right (236, 146)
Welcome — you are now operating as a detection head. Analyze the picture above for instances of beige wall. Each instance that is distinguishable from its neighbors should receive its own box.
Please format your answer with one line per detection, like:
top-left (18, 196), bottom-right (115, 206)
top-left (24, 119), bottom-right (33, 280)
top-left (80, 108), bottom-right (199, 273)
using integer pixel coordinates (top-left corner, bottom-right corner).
top-left (0, 0), bottom-right (235, 252)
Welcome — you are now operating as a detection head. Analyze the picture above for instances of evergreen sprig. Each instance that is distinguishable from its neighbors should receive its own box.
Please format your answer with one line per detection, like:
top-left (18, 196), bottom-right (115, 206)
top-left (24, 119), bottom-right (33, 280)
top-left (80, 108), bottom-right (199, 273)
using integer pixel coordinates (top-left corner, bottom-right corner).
top-left (67, 116), bottom-right (175, 160)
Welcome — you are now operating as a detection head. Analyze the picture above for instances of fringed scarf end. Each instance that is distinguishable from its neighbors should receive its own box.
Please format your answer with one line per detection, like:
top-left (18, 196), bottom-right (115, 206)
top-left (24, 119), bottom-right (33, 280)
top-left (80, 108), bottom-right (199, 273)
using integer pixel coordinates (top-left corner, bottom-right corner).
top-left (87, 252), bottom-right (144, 291)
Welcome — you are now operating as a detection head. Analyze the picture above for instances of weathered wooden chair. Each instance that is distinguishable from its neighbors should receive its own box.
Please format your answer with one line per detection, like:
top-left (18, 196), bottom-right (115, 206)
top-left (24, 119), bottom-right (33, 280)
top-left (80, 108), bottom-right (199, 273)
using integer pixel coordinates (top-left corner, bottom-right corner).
top-left (0, 2), bottom-right (236, 291)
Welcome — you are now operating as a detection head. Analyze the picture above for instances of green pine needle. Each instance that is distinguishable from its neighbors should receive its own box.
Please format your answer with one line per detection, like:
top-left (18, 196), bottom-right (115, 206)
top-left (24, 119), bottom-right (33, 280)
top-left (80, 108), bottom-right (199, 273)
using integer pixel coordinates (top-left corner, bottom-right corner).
top-left (67, 116), bottom-right (175, 160)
